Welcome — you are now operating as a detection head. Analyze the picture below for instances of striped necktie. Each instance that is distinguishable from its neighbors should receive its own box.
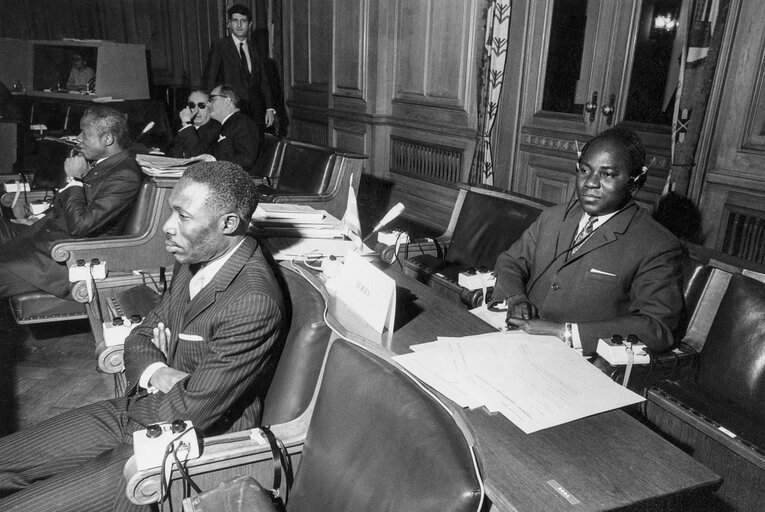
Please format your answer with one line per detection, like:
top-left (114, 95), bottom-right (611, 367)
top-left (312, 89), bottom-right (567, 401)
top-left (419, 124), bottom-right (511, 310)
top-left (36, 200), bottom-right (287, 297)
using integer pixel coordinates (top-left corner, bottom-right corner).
top-left (570, 216), bottom-right (597, 255)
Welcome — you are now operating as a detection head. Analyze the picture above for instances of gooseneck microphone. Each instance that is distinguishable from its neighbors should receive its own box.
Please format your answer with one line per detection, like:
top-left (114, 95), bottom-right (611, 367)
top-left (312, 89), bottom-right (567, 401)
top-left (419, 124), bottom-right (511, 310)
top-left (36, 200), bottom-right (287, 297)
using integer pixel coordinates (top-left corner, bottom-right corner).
top-left (135, 121), bottom-right (155, 141)
top-left (361, 202), bottom-right (405, 245)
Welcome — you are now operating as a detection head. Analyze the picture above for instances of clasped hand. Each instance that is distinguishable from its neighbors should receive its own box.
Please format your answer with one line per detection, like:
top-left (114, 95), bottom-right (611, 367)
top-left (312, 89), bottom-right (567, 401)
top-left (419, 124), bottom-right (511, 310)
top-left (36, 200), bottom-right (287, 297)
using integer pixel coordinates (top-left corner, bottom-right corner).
top-left (63, 154), bottom-right (89, 179)
top-left (148, 322), bottom-right (190, 393)
top-left (505, 300), bottom-right (565, 340)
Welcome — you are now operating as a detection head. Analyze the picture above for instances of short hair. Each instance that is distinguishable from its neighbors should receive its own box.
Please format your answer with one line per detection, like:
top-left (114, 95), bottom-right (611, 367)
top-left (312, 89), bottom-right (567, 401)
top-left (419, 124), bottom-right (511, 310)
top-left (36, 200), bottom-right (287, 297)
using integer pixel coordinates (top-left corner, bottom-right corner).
top-left (180, 161), bottom-right (258, 221)
top-left (188, 89), bottom-right (210, 101)
top-left (579, 128), bottom-right (646, 178)
top-left (215, 85), bottom-right (240, 108)
top-left (81, 106), bottom-right (130, 149)
top-left (228, 4), bottom-right (252, 22)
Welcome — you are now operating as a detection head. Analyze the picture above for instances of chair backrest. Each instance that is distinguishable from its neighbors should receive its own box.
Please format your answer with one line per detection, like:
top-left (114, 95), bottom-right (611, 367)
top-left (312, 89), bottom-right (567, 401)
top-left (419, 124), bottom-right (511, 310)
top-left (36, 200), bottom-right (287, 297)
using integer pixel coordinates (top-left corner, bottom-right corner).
top-left (446, 189), bottom-right (546, 268)
top-left (287, 339), bottom-right (482, 512)
top-left (252, 133), bottom-right (284, 178)
top-left (122, 178), bottom-right (157, 236)
top-left (274, 141), bottom-right (336, 195)
top-left (696, 272), bottom-right (765, 425)
top-left (261, 266), bottom-right (332, 425)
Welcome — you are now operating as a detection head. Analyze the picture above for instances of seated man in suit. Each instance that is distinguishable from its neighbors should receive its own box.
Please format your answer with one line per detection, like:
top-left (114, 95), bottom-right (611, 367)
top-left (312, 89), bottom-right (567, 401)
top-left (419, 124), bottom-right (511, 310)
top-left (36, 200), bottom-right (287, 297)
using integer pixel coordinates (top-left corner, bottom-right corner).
top-left (193, 85), bottom-right (261, 176)
top-left (165, 90), bottom-right (222, 158)
top-left (0, 161), bottom-right (286, 511)
top-left (0, 105), bottom-right (143, 299)
top-left (492, 128), bottom-right (683, 355)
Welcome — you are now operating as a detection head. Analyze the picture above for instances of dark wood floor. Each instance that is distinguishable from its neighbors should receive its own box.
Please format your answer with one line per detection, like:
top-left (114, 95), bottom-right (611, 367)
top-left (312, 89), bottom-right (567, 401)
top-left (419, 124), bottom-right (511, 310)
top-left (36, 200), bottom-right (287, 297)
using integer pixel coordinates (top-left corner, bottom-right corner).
top-left (0, 302), bottom-right (114, 437)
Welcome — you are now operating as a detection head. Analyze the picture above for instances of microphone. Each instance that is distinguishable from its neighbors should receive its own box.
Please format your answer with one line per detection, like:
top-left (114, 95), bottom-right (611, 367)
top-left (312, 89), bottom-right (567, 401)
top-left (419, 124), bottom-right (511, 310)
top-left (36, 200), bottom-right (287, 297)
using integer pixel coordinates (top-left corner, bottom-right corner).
top-left (135, 121), bottom-right (155, 142)
top-left (361, 202), bottom-right (405, 245)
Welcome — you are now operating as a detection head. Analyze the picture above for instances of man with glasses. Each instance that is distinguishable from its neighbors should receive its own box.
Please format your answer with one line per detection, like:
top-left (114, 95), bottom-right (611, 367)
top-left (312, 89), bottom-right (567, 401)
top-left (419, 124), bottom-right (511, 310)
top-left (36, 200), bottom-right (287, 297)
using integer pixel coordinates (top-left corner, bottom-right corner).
top-left (166, 90), bottom-right (221, 158)
top-left (192, 85), bottom-right (260, 175)
top-left (202, 4), bottom-right (275, 131)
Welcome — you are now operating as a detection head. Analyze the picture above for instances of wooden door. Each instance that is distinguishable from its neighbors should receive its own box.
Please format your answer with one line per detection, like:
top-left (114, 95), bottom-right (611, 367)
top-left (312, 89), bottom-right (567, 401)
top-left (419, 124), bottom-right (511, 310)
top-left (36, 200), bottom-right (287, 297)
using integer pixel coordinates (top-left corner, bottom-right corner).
top-left (510, 0), bottom-right (683, 207)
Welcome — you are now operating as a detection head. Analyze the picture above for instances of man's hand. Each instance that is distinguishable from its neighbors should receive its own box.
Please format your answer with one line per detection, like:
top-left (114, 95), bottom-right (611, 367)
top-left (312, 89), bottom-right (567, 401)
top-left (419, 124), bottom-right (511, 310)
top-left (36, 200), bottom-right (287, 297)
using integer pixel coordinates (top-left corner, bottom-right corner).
top-left (265, 110), bottom-right (275, 127)
top-left (506, 300), bottom-right (539, 322)
top-left (179, 107), bottom-right (194, 125)
top-left (64, 154), bottom-right (89, 179)
top-left (152, 322), bottom-right (171, 357)
top-left (149, 366), bottom-right (190, 394)
top-left (505, 318), bottom-right (565, 341)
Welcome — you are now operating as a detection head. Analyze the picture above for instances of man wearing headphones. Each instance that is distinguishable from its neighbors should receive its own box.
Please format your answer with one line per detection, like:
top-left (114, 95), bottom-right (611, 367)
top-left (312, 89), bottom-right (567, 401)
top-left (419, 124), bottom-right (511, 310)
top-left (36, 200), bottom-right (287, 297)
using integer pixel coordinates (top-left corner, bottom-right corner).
top-left (492, 128), bottom-right (683, 355)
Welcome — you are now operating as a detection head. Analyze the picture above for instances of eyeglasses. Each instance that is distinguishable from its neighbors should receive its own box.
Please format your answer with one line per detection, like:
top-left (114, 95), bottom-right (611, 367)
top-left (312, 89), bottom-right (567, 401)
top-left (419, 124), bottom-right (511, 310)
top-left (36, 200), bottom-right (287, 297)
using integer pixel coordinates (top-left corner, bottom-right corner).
top-left (187, 102), bottom-right (207, 110)
top-left (208, 94), bottom-right (226, 102)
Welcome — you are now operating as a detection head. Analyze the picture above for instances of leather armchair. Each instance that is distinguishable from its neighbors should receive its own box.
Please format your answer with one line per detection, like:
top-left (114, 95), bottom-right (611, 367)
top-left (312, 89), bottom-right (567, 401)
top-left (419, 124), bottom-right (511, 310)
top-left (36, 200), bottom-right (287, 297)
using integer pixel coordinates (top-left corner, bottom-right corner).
top-left (404, 185), bottom-right (549, 308)
top-left (8, 175), bottom-right (177, 324)
top-left (256, 140), bottom-right (366, 220)
top-left (125, 263), bottom-right (334, 507)
top-left (645, 271), bottom-right (765, 512)
top-left (126, 337), bottom-right (483, 512)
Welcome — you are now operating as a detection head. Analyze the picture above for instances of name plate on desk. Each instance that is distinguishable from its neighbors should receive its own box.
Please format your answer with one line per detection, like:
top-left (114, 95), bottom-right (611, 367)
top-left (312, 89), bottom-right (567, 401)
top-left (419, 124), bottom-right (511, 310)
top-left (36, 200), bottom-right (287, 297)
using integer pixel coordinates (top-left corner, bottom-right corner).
top-left (335, 252), bottom-right (396, 333)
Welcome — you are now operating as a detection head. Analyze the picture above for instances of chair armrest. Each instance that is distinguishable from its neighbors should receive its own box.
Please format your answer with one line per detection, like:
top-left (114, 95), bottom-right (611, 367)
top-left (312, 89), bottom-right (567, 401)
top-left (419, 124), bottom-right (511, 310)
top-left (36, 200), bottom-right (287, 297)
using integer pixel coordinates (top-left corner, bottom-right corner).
top-left (125, 421), bottom-right (308, 506)
top-left (50, 184), bottom-right (174, 271)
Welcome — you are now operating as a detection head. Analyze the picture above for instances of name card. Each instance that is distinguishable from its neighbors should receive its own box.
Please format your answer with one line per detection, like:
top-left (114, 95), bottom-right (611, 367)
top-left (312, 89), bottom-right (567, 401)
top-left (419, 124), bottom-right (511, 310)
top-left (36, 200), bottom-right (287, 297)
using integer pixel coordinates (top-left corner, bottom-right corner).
top-left (335, 252), bottom-right (396, 333)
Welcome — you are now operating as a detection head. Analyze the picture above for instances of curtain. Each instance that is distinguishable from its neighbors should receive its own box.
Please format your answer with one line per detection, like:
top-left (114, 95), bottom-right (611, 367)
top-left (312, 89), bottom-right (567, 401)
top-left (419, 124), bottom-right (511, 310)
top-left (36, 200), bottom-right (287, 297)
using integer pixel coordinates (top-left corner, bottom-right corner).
top-left (668, 0), bottom-right (731, 196)
top-left (470, 0), bottom-right (511, 186)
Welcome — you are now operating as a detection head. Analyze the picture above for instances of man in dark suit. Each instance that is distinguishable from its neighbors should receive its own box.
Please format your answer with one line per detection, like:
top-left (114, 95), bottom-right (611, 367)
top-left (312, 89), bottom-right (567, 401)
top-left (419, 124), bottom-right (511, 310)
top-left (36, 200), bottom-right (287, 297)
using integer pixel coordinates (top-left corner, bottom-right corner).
top-left (165, 90), bottom-right (221, 158)
top-left (202, 3), bottom-right (275, 130)
top-left (193, 85), bottom-right (261, 175)
top-left (0, 161), bottom-right (286, 511)
top-left (493, 128), bottom-right (683, 355)
top-left (0, 105), bottom-right (142, 299)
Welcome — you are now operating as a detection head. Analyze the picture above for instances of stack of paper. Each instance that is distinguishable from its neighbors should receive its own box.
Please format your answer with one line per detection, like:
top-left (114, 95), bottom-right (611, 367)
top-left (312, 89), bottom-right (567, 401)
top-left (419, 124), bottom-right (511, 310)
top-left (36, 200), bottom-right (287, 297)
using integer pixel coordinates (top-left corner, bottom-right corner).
top-left (253, 203), bottom-right (326, 222)
top-left (393, 332), bottom-right (645, 433)
top-left (136, 154), bottom-right (195, 177)
top-left (251, 205), bottom-right (346, 239)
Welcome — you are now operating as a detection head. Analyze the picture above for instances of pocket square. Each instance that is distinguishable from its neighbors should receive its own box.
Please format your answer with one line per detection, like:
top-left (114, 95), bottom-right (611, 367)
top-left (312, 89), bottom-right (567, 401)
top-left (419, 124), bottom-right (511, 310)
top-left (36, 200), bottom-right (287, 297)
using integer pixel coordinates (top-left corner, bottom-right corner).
top-left (589, 268), bottom-right (617, 277)
top-left (218, 135), bottom-right (227, 142)
top-left (178, 333), bottom-right (204, 342)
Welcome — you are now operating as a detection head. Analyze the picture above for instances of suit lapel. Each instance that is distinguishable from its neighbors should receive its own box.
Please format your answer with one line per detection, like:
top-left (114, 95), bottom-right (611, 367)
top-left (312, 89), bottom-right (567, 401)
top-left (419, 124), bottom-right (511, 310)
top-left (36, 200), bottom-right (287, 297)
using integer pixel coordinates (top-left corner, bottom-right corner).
top-left (563, 202), bottom-right (639, 265)
top-left (180, 237), bottom-right (257, 330)
top-left (557, 204), bottom-right (582, 258)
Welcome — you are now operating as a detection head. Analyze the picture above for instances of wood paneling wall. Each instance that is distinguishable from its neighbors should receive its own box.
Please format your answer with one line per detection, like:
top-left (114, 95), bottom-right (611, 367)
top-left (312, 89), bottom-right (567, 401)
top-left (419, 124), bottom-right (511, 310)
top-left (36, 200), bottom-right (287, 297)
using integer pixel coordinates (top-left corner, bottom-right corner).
top-left (0, 0), bottom-right (268, 87)
top-left (283, 0), bottom-right (485, 230)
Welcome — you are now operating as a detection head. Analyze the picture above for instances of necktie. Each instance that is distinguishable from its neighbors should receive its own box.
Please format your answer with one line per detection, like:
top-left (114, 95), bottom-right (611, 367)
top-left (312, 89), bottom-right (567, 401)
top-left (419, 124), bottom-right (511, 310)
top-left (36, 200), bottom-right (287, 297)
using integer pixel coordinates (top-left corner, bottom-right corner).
top-left (239, 42), bottom-right (249, 74)
top-left (570, 216), bottom-right (597, 255)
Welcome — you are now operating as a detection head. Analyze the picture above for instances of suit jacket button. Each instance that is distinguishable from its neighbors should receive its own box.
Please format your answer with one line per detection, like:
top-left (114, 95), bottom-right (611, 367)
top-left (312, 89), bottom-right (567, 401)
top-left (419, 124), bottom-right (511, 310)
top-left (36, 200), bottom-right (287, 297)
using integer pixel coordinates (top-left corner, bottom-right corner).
top-left (551, 282), bottom-right (560, 290)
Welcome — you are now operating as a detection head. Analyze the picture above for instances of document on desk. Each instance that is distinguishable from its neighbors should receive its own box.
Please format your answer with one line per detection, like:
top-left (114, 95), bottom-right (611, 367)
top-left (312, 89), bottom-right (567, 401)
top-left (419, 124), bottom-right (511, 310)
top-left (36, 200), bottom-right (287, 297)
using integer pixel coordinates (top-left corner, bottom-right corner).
top-left (394, 332), bottom-right (644, 433)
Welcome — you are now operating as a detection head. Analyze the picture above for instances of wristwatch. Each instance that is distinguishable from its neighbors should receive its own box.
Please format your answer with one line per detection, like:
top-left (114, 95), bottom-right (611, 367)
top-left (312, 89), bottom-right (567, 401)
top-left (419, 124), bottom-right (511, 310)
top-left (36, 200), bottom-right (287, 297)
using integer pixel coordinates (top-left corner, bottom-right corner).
top-left (563, 322), bottom-right (573, 348)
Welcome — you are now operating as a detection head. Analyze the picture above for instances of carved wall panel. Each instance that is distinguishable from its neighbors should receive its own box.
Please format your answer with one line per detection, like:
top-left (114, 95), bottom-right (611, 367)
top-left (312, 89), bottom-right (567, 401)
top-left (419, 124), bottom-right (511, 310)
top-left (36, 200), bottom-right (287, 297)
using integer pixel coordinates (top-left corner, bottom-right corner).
top-left (333, 0), bottom-right (366, 100)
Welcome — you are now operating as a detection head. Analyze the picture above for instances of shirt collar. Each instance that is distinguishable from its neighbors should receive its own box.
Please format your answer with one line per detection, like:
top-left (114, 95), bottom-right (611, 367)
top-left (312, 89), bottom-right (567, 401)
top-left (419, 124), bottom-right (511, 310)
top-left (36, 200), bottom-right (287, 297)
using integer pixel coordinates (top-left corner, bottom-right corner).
top-left (578, 210), bottom-right (618, 232)
top-left (221, 111), bottom-right (237, 125)
top-left (190, 238), bottom-right (245, 291)
top-left (231, 34), bottom-right (247, 47)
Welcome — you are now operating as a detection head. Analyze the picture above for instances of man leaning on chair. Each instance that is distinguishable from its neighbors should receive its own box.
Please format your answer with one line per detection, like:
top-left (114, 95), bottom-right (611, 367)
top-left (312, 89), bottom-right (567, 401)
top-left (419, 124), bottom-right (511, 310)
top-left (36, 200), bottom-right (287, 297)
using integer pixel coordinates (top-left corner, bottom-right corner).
top-left (0, 105), bottom-right (143, 300)
top-left (0, 161), bottom-right (286, 512)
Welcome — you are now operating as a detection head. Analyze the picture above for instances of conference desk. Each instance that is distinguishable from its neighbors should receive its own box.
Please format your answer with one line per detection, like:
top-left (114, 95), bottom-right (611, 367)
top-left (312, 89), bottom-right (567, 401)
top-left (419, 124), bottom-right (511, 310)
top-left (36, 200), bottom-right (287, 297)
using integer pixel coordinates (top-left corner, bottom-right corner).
top-left (290, 258), bottom-right (721, 511)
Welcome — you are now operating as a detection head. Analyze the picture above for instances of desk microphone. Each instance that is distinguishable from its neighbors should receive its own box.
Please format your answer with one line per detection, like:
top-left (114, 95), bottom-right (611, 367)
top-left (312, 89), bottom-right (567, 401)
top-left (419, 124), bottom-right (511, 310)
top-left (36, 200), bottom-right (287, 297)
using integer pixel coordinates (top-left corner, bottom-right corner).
top-left (135, 121), bottom-right (155, 141)
top-left (361, 202), bottom-right (405, 245)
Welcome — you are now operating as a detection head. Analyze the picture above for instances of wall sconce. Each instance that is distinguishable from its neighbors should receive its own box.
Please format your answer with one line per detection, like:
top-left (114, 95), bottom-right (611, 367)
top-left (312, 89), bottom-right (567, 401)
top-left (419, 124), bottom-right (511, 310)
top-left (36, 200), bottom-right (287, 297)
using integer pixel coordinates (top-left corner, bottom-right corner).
top-left (654, 14), bottom-right (678, 31)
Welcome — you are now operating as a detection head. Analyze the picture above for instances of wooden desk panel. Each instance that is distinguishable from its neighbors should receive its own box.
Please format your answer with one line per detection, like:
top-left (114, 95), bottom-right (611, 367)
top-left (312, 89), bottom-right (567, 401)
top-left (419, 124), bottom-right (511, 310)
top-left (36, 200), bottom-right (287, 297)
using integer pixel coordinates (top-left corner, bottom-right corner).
top-left (290, 259), bottom-right (721, 511)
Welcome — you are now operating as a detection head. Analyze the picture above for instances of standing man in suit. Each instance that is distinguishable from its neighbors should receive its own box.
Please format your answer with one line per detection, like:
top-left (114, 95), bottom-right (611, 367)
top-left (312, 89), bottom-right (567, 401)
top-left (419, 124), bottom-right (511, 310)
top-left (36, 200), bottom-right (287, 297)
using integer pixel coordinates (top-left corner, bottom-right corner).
top-left (203, 3), bottom-right (275, 131)
top-left (0, 105), bottom-right (142, 299)
top-left (165, 90), bottom-right (222, 158)
top-left (193, 85), bottom-right (261, 175)
top-left (492, 128), bottom-right (683, 355)
top-left (0, 161), bottom-right (286, 511)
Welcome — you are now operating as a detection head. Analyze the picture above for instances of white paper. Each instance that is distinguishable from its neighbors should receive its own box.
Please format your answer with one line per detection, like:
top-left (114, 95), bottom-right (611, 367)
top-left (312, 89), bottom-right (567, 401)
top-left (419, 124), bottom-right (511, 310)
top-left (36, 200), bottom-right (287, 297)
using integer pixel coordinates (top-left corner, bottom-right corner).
top-left (394, 332), bottom-right (645, 433)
